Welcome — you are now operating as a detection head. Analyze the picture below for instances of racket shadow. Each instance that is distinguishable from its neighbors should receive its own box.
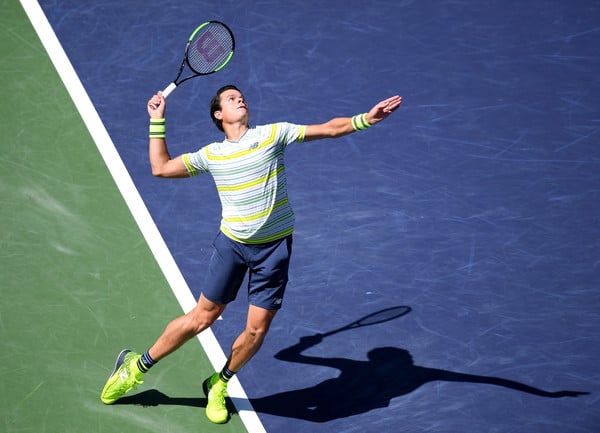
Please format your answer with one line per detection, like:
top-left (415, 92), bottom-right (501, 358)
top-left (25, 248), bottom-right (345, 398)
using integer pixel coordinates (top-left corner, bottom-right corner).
top-left (320, 305), bottom-right (412, 338)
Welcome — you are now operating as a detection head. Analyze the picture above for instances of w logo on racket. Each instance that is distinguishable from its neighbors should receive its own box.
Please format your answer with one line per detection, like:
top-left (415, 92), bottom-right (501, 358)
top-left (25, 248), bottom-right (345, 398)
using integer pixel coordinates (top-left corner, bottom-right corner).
top-left (196, 31), bottom-right (226, 63)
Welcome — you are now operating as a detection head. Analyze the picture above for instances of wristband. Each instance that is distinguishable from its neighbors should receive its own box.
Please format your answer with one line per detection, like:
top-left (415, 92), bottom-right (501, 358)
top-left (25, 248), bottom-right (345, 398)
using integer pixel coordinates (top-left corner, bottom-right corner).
top-left (351, 113), bottom-right (371, 131)
top-left (149, 118), bottom-right (166, 138)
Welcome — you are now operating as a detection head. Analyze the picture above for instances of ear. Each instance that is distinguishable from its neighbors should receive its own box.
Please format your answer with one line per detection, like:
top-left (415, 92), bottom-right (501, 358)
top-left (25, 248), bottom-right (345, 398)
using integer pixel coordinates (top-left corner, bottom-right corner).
top-left (214, 110), bottom-right (223, 120)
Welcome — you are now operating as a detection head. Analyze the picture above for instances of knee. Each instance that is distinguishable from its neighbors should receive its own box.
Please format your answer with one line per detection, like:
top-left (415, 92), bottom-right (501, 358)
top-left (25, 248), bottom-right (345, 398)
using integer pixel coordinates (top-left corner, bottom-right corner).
top-left (186, 305), bottom-right (223, 335)
top-left (186, 316), bottom-right (212, 335)
top-left (245, 320), bottom-right (274, 343)
top-left (245, 307), bottom-right (277, 341)
top-left (246, 325), bottom-right (267, 339)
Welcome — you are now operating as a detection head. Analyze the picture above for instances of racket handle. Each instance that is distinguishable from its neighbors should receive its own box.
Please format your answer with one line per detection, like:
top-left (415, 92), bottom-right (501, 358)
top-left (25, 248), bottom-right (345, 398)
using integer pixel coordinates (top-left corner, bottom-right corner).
top-left (162, 82), bottom-right (177, 98)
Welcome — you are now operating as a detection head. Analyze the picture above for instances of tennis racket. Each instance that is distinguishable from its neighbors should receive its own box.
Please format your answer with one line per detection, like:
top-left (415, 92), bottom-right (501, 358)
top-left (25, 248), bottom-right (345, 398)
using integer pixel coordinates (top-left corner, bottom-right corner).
top-left (320, 306), bottom-right (411, 338)
top-left (160, 20), bottom-right (235, 99)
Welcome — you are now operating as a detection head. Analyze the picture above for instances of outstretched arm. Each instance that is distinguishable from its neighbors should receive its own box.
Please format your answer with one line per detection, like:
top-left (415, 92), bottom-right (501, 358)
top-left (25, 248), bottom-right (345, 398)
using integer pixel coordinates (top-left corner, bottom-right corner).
top-left (303, 95), bottom-right (402, 142)
top-left (147, 92), bottom-right (189, 178)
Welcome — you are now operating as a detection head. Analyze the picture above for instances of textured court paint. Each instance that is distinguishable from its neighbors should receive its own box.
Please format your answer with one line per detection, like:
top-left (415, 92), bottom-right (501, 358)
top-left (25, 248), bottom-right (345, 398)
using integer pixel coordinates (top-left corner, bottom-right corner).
top-left (1, 2), bottom-right (249, 432)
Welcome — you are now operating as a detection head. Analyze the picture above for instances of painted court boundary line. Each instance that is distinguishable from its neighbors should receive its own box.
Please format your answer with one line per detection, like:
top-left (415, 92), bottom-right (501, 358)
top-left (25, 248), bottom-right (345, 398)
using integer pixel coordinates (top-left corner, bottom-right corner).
top-left (19, 1), bottom-right (265, 432)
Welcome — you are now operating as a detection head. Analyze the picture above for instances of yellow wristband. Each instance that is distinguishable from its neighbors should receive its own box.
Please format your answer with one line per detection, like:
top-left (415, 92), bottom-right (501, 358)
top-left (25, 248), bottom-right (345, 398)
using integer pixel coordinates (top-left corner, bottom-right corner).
top-left (351, 113), bottom-right (371, 131)
top-left (149, 118), bottom-right (166, 138)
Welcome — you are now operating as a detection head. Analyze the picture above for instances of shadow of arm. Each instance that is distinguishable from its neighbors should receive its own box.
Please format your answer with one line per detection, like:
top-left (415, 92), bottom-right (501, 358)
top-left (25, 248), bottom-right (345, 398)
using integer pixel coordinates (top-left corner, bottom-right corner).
top-left (435, 369), bottom-right (589, 398)
top-left (274, 334), bottom-right (344, 369)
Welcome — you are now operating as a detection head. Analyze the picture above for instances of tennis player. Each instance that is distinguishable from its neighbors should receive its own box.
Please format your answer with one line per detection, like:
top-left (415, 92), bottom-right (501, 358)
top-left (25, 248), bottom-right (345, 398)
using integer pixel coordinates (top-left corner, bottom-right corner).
top-left (100, 85), bottom-right (402, 423)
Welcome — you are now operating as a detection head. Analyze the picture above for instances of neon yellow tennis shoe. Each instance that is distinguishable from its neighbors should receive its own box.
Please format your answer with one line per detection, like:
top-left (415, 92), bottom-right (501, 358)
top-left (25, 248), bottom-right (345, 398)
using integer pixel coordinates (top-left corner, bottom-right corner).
top-left (100, 349), bottom-right (144, 404)
top-left (202, 373), bottom-right (229, 424)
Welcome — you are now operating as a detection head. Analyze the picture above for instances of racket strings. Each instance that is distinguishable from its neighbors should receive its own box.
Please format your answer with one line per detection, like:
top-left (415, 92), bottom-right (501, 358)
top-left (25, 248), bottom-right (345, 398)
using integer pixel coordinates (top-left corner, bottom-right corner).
top-left (188, 24), bottom-right (233, 74)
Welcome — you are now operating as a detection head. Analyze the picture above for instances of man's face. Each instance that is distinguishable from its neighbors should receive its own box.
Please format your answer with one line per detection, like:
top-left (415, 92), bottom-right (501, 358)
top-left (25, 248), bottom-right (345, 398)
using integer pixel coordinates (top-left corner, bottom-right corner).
top-left (216, 89), bottom-right (249, 125)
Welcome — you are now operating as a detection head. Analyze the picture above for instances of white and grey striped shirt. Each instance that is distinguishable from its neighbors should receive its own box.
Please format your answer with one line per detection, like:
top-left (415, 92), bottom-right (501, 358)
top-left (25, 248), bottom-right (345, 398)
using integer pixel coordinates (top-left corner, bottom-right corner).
top-left (183, 122), bottom-right (306, 244)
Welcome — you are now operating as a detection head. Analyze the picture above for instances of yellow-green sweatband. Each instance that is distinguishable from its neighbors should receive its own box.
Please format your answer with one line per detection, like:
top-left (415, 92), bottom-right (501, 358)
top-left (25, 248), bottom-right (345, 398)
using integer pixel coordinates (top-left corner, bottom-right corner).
top-left (351, 113), bottom-right (371, 131)
top-left (149, 118), bottom-right (166, 138)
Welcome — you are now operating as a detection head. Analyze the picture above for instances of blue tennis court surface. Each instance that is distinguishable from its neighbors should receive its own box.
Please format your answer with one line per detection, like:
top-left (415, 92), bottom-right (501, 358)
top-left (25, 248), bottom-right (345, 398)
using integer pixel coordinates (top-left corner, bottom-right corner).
top-left (38, 0), bottom-right (599, 431)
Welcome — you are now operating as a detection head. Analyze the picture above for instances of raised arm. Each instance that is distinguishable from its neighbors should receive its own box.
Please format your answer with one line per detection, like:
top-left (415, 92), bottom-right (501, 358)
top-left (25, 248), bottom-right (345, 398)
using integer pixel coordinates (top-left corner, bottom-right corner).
top-left (303, 95), bottom-right (402, 142)
top-left (274, 334), bottom-right (351, 370)
top-left (147, 91), bottom-right (189, 178)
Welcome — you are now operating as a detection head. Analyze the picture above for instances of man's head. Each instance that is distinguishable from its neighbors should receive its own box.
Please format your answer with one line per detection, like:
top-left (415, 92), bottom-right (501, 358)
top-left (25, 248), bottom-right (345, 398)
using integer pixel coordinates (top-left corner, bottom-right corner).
top-left (210, 85), bottom-right (247, 131)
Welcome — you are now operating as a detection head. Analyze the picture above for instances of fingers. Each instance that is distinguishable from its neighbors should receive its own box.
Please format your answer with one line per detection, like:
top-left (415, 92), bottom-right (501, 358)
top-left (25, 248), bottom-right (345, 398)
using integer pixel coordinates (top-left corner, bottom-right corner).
top-left (148, 91), bottom-right (165, 112)
top-left (382, 95), bottom-right (402, 113)
top-left (365, 95), bottom-right (402, 124)
top-left (148, 92), bottom-right (162, 107)
top-left (373, 95), bottom-right (402, 115)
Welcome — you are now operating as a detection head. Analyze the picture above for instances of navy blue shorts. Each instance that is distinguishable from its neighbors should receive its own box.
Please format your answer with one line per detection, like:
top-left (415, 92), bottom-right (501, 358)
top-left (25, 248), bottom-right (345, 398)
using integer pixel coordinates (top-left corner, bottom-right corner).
top-left (202, 231), bottom-right (293, 310)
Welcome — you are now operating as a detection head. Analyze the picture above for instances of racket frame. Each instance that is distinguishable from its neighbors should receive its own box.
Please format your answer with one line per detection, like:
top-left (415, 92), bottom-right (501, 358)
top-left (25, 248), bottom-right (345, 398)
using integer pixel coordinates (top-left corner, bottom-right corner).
top-left (162, 20), bottom-right (235, 98)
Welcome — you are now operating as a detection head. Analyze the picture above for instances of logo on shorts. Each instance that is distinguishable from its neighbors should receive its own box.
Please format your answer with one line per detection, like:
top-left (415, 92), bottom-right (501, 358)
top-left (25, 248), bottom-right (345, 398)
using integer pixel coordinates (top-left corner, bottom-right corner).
top-left (273, 298), bottom-right (283, 306)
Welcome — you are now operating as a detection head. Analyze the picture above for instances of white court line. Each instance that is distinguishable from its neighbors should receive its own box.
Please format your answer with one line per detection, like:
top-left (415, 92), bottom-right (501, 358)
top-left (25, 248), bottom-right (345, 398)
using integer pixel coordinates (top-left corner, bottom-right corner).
top-left (19, 1), bottom-right (265, 432)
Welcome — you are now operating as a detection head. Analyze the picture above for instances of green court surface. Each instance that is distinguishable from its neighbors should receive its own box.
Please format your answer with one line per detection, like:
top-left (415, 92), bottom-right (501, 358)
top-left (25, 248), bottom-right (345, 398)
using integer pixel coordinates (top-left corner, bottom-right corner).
top-left (1, 3), bottom-right (246, 432)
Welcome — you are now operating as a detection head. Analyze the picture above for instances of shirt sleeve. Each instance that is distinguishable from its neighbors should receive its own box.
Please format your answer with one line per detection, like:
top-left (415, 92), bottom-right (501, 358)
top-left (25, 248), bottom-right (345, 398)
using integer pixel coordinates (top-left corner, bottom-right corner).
top-left (182, 147), bottom-right (209, 177)
top-left (276, 122), bottom-right (307, 145)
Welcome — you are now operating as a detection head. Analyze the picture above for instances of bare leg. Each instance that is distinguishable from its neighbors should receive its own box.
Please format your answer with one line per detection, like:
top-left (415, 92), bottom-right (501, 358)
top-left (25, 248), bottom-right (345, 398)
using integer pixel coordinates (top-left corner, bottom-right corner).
top-left (148, 294), bottom-right (225, 361)
top-left (227, 305), bottom-right (278, 372)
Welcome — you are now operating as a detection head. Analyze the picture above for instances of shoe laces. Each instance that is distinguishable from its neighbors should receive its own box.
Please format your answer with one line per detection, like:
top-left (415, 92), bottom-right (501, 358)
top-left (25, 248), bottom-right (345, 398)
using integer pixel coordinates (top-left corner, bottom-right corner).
top-left (210, 381), bottom-right (228, 402)
top-left (119, 363), bottom-right (144, 390)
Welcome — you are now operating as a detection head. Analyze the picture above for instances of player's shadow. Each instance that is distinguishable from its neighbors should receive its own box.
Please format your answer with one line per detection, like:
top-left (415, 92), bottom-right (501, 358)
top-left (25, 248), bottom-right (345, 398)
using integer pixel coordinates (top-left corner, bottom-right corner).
top-left (115, 389), bottom-right (207, 408)
top-left (113, 306), bottom-right (588, 421)
top-left (250, 335), bottom-right (589, 423)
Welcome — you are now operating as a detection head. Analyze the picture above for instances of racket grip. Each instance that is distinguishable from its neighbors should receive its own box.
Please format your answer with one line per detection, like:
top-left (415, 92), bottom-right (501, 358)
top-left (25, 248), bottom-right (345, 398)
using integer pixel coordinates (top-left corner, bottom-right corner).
top-left (162, 82), bottom-right (177, 98)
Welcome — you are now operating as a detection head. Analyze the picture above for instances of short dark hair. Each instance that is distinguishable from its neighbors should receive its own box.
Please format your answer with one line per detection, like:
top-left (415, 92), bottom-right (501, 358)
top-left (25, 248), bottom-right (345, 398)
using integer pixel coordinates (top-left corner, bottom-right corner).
top-left (210, 84), bottom-right (241, 132)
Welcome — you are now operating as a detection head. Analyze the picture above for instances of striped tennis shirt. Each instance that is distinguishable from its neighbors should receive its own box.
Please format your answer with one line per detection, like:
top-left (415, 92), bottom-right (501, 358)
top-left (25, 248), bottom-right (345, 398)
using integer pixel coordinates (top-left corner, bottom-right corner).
top-left (182, 122), bottom-right (306, 244)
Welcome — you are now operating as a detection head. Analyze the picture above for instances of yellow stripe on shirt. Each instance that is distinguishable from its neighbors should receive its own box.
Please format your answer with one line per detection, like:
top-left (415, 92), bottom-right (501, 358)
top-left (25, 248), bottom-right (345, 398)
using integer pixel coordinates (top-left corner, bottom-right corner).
top-left (182, 153), bottom-right (198, 176)
top-left (223, 197), bottom-right (289, 223)
top-left (216, 165), bottom-right (284, 192)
